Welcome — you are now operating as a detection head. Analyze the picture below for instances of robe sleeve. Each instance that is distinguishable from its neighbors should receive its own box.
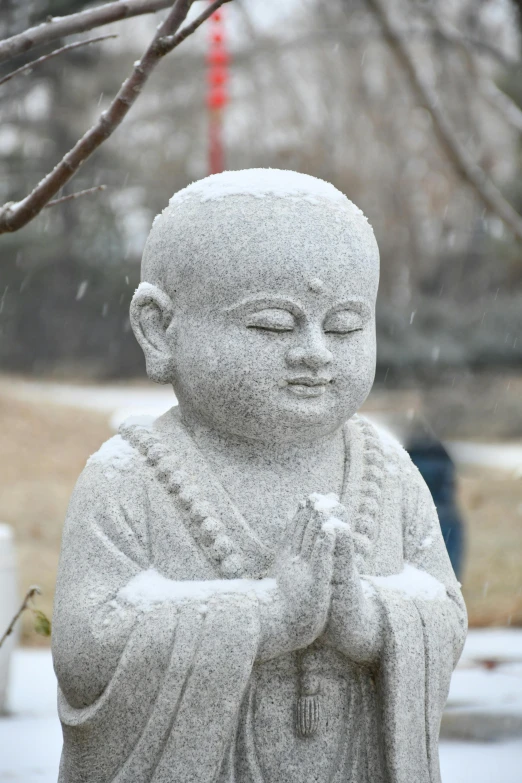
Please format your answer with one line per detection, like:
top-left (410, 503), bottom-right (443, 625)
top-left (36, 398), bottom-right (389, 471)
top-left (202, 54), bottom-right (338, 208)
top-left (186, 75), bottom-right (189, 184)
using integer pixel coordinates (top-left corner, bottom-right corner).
top-left (372, 451), bottom-right (467, 783)
top-left (52, 458), bottom-right (260, 783)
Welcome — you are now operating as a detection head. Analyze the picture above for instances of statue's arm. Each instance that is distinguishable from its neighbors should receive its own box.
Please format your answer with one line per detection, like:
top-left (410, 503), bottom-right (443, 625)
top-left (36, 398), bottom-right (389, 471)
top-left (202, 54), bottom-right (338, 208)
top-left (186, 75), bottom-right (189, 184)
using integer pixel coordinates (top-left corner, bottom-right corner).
top-left (52, 463), bottom-right (151, 708)
top-left (324, 446), bottom-right (466, 666)
top-left (402, 462), bottom-right (468, 663)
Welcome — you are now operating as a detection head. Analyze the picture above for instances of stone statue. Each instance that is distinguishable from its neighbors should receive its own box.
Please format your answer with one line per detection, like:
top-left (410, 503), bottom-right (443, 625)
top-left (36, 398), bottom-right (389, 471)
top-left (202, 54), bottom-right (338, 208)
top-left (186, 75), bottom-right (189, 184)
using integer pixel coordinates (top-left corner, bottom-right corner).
top-left (52, 169), bottom-right (467, 783)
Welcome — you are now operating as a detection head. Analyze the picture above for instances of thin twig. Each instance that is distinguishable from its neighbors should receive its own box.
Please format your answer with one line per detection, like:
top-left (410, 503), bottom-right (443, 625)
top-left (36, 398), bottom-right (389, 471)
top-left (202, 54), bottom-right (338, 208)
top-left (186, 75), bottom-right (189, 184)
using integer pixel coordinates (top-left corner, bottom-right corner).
top-left (160, 0), bottom-right (228, 50)
top-left (0, 586), bottom-right (41, 648)
top-left (45, 185), bottom-right (107, 208)
top-left (420, 6), bottom-right (522, 135)
top-left (0, 0), bottom-right (228, 234)
top-left (479, 79), bottom-right (522, 134)
top-left (0, 0), bottom-right (172, 65)
top-left (0, 0), bottom-right (513, 69)
top-left (364, 0), bottom-right (522, 242)
top-left (0, 34), bottom-right (117, 88)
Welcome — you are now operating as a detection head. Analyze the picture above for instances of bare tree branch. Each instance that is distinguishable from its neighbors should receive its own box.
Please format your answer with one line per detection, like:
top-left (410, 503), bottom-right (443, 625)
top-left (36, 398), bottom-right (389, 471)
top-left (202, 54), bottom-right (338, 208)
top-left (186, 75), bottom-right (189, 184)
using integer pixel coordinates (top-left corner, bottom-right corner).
top-left (479, 78), bottom-right (522, 133)
top-left (160, 0), bottom-right (228, 49)
top-left (0, 0), bottom-right (172, 65)
top-left (420, 5), bottom-right (522, 135)
top-left (0, 586), bottom-right (41, 648)
top-left (45, 185), bottom-right (107, 208)
top-left (416, 5), bottom-right (519, 69)
top-left (364, 0), bottom-right (522, 242)
top-left (0, 0), bottom-right (228, 235)
top-left (0, 34), bottom-right (117, 88)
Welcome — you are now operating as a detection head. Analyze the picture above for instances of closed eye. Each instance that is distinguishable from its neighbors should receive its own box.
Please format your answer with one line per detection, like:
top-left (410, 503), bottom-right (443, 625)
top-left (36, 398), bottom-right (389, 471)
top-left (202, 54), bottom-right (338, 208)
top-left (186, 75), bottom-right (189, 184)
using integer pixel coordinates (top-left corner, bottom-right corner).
top-left (323, 310), bottom-right (364, 334)
top-left (246, 308), bottom-right (296, 332)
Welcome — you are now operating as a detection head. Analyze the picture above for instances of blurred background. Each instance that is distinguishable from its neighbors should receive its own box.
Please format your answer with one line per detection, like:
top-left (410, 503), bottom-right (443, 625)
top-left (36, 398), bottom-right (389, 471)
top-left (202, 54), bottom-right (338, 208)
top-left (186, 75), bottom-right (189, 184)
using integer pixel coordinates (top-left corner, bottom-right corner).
top-left (0, 0), bottom-right (522, 779)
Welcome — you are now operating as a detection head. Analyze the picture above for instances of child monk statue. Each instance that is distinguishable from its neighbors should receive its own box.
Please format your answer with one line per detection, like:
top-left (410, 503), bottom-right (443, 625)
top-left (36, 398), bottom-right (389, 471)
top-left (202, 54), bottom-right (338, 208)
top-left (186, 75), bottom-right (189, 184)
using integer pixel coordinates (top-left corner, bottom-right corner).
top-left (52, 169), bottom-right (467, 783)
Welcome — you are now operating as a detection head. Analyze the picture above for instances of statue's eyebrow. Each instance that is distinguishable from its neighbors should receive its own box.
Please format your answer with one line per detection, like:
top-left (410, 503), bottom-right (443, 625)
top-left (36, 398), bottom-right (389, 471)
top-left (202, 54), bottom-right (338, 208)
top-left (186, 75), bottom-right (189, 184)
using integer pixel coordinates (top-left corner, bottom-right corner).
top-left (223, 295), bottom-right (304, 317)
top-left (325, 299), bottom-right (372, 320)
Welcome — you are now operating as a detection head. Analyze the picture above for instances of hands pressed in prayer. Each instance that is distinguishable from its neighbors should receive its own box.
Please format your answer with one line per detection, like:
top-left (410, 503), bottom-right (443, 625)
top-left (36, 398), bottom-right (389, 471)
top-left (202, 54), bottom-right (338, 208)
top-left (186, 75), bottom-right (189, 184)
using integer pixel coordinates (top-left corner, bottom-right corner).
top-left (258, 499), bottom-right (336, 660)
top-left (259, 497), bottom-right (383, 664)
top-left (325, 513), bottom-right (384, 664)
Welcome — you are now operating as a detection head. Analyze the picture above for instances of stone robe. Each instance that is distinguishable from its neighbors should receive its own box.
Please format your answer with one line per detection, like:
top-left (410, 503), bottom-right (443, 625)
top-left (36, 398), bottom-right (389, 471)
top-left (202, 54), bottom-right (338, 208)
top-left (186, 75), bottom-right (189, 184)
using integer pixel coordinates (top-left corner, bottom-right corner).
top-left (52, 409), bottom-right (467, 783)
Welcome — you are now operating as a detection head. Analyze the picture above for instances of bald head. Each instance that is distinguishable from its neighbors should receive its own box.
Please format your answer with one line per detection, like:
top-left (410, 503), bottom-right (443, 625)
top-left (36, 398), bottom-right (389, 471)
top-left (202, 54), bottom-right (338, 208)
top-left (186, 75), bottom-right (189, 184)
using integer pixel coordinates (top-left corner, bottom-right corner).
top-left (141, 169), bottom-right (380, 304)
top-left (133, 170), bottom-right (380, 441)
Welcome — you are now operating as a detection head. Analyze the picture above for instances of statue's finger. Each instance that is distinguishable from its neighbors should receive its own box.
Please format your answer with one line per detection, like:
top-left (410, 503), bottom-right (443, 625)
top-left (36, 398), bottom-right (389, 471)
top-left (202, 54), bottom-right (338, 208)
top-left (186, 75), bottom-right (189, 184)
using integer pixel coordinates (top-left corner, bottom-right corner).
top-left (300, 511), bottom-right (324, 560)
top-left (289, 505), bottom-right (311, 555)
top-left (310, 530), bottom-right (336, 586)
top-left (332, 531), bottom-right (357, 587)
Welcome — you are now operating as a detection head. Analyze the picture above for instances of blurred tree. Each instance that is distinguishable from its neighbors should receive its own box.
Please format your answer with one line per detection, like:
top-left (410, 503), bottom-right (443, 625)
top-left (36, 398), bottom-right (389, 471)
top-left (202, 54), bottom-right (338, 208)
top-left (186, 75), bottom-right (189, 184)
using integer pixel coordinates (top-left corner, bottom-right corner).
top-left (0, 0), bottom-right (521, 378)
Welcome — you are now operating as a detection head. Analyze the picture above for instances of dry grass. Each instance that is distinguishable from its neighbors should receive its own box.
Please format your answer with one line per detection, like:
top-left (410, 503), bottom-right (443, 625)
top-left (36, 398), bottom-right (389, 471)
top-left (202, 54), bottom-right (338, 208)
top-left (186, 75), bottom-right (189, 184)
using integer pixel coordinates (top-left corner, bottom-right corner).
top-left (0, 393), bottom-right (112, 644)
top-left (0, 389), bottom-right (521, 645)
top-left (458, 467), bottom-right (522, 627)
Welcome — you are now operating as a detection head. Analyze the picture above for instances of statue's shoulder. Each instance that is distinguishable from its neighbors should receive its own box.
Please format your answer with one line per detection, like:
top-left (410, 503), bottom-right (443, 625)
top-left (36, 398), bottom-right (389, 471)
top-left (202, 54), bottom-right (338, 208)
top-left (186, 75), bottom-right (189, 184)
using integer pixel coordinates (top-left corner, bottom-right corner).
top-left (84, 432), bottom-right (141, 482)
top-left (354, 414), bottom-right (418, 479)
top-left (77, 415), bottom-right (158, 496)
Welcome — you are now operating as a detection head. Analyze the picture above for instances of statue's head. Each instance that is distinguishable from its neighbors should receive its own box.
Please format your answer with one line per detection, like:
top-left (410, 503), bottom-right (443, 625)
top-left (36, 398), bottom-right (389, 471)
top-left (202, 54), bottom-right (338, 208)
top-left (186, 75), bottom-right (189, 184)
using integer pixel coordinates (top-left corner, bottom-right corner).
top-left (131, 169), bottom-right (379, 444)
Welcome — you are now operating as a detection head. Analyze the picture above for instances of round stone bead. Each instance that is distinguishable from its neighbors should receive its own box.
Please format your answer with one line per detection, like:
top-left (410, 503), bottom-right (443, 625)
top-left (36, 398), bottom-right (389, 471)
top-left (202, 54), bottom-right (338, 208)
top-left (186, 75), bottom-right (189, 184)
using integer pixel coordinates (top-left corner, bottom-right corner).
top-left (166, 470), bottom-right (188, 494)
top-left (200, 517), bottom-right (224, 543)
top-left (220, 554), bottom-right (243, 578)
top-left (190, 502), bottom-right (214, 524)
top-left (178, 484), bottom-right (198, 509)
top-left (146, 444), bottom-right (169, 466)
top-left (212, 534), bottom-right (234, 559)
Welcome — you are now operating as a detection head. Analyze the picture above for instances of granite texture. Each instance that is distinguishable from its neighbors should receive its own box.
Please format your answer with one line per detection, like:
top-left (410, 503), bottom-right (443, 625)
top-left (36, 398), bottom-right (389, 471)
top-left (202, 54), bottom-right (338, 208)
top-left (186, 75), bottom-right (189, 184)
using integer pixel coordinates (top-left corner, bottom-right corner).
top-left (52, 169), bottom-right (467, 783)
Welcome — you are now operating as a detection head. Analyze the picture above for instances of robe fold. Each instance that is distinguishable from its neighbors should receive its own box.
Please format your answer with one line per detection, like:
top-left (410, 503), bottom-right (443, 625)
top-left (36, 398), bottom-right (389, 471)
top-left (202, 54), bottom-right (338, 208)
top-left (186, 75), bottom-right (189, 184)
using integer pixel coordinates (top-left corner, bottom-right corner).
top-left (52, 410), bottom-right (467, 783)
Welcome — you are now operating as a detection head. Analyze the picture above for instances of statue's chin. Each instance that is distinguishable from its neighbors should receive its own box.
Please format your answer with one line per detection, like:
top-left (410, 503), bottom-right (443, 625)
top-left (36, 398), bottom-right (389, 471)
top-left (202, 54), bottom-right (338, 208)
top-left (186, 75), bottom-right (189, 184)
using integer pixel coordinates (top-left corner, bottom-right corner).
top-left (212, 404), bottom-right (357, 446)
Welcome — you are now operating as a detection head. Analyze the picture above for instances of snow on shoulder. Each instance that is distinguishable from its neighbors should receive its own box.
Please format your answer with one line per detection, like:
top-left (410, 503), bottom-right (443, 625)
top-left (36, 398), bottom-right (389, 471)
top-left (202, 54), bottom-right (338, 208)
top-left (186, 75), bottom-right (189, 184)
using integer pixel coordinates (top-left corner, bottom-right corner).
top-left (86, 434), bottom-right (136, 477)
top-left (119, 569), bottom-right (277, 611)
top-left (168, 169), bottom-right (367, 218)
top-left (361, 563), bottom-right (447, 601)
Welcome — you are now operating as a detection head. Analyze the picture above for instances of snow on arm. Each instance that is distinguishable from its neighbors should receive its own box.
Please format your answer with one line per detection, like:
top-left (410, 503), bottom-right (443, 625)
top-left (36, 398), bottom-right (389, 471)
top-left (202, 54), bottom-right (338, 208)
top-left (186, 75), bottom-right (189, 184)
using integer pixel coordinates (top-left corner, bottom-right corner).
top-left (360, 564), bottom-right (447, 601)
top-left (119, 569), bottom-right (277, 611)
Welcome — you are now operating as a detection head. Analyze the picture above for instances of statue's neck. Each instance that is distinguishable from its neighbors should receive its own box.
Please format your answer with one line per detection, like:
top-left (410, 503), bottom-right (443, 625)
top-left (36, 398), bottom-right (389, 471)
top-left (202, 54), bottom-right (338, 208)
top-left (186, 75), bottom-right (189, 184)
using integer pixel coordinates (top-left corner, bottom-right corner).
top-left (177, 406), bottom-right (344, 473)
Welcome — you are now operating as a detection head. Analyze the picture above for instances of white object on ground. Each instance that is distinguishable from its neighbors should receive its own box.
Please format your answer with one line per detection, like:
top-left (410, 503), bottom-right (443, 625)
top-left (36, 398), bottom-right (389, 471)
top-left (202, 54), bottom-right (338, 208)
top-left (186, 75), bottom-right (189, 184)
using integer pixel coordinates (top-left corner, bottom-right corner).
top-left (1, 649), bottom-right (62, 783)
top-left (459, 629), bottom-right (522, 666)
top-left (0, 524), bottom-right (18, 713)
top-left (439, 740), bottom-right (522, 783)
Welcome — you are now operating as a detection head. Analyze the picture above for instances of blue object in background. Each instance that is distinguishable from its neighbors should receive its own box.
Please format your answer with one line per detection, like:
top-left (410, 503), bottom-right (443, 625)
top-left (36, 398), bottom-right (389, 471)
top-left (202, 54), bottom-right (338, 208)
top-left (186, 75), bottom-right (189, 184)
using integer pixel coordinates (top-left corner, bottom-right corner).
top-left (406, 438), bottom-right (465, 580)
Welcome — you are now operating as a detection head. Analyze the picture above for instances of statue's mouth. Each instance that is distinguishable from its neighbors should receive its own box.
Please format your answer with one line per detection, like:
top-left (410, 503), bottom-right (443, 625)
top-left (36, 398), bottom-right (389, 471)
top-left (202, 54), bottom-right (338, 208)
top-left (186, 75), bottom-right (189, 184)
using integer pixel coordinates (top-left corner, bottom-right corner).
top-left (284, 376), bottom-right (332, 397)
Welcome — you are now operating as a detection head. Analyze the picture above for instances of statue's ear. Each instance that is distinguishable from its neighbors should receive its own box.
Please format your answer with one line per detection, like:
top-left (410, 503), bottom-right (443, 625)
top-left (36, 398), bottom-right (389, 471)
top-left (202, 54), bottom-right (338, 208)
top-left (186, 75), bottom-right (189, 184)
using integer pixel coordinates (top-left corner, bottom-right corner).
top-left (130, 283), bottom-right (175, 384)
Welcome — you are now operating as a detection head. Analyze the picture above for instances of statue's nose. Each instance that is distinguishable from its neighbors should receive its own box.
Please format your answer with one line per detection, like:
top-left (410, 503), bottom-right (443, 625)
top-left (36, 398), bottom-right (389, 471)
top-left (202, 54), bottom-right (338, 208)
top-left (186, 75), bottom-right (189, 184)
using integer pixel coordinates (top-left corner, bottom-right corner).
top-left (285, 329), bottom-right (333, 370)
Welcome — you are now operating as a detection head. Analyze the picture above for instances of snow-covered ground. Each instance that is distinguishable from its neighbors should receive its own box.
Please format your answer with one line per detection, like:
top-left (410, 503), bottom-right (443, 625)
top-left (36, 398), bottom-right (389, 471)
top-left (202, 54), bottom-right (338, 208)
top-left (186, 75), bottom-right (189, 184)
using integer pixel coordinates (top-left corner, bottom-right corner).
top-left (2, 377), bottom-right (522, 470)
top-left (1, 631), bottom-right (521, 783)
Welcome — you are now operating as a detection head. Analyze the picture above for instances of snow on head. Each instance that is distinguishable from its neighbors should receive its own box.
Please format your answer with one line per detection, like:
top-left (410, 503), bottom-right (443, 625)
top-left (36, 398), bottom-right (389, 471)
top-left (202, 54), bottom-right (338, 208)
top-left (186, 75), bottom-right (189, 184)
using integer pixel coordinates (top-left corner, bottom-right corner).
top-left (167, 169), bottom-right (367, 219)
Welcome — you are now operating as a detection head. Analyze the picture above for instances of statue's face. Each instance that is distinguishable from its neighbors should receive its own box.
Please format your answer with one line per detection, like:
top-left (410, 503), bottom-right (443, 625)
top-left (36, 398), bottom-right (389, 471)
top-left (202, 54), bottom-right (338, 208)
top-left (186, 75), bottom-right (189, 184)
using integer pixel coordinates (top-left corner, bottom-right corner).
top-left (161, 197), bottom-right (379, 444)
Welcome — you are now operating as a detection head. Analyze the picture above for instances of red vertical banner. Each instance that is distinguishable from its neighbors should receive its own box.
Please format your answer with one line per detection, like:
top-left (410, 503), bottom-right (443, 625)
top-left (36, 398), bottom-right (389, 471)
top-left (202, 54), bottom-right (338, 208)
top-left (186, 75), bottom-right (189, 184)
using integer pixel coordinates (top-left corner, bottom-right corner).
top-left (206, 5), bottom-right (229, 175)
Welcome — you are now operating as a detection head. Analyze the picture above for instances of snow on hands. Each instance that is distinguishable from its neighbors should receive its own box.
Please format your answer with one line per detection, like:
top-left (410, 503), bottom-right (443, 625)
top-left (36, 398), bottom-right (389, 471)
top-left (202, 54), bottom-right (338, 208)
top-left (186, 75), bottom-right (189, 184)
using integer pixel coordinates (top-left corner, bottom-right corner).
top-left (309, 492), bottom-right (352, 533)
